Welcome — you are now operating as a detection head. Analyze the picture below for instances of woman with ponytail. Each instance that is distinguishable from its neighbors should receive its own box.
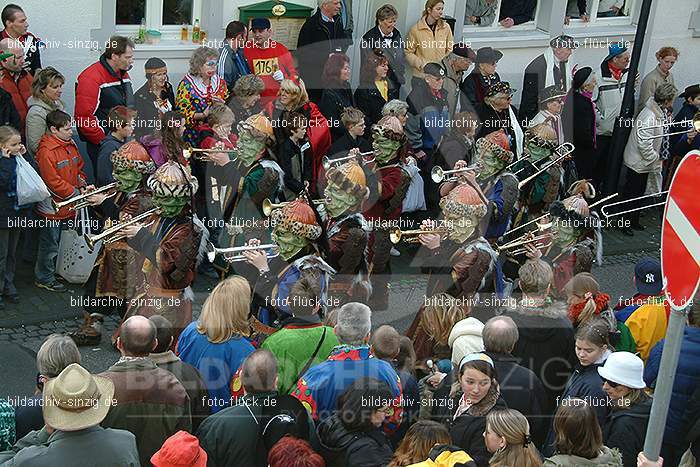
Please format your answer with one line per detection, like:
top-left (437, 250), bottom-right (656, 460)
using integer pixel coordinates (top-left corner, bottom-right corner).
top-left (485, 409), bottom-right (542, 467)
top-left (564, 272), bottom-right (635, 352)
top-left (542, 319), bottom-right (612, 456)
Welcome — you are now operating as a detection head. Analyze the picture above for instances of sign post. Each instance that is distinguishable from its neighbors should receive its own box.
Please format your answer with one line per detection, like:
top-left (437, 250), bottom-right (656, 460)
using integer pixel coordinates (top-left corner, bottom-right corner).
top-left (643, 150), bottom-right (700, 461)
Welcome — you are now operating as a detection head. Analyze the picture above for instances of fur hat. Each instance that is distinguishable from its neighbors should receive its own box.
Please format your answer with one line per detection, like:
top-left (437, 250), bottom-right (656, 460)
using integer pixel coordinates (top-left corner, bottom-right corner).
top-left (271, 198), bottom-right (322, 240)
top-left (440, 183), bottom-right (488, 218)
top-left (111, 140), bottom-right (157, 174)
top-left (550, 180), bottom-right (596, 222)
top-left (147, 161), bottom-right (199, 198)
top-left (475, 130), bottom-right (514, 163)
top-left (326, 160), bottom-right (368, 201)
top-left (372, 115), bottom-right (405, 142)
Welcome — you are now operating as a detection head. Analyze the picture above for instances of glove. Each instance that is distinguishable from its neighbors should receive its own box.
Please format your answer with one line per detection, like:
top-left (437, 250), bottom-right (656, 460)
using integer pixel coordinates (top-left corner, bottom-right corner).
top-left (272, 70), bottom-right (284, 82)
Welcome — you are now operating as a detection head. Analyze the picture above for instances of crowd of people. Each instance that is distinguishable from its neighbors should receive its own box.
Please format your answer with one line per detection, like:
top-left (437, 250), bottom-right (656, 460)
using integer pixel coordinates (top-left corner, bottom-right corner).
top-left (0, 0), bottom-right (696, 465)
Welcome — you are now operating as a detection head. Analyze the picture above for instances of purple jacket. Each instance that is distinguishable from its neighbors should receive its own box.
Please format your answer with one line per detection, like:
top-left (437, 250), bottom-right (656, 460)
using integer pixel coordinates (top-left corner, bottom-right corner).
top-left (139, 134), bottom-right (168, 167)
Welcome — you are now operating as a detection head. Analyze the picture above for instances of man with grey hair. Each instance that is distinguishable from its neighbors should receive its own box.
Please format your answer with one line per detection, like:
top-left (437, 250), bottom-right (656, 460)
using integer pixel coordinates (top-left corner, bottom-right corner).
top-left (441, 44), bottom-right (477, 115)
top-left (296, 0), bottom-right (352, 102)
top-left (382, 99), bottom-right (409, 126)
top-left (290, 302), bottom-right (403, 429)
top-left (483, 316), bottom-right (548, 445)
top-left (13, 334), bottom-right (81, 439)
top-left (197, 349), bottom-right (315, 466)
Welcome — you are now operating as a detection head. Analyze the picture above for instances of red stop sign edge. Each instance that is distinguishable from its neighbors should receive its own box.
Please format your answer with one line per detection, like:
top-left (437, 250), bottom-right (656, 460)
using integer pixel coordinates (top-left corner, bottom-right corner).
top-left (661, 150), bottom-right (700, 310)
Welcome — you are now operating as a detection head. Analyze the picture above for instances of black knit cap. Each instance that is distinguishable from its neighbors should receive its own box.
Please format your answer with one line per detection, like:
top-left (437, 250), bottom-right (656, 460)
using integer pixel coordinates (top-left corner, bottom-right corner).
top-left (144, 57), bottom-right (167, 72)
top-left (572, 67), bottom-right (593, 90)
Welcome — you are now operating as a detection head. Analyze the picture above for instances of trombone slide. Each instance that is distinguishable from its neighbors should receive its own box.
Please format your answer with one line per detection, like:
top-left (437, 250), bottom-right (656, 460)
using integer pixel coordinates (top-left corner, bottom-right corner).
top-left (600, 191), bottom-right (668, 219)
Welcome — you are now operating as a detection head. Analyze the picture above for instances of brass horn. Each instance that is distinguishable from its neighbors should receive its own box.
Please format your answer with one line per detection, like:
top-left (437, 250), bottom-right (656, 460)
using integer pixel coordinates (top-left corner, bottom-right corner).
top-left (183, 147), bottom-right (238, 161)
top-left (389, 227), bottom-right (449, 244)
top-left (51, 182), bottom-right (119, 212)
top-left (518, 148), bottom-right (574, 189)
top-left (431, 165), bottom-right (477, 183)
top-left (322, 151), bottom-right (374, 171)
top-left (636, 112), bottom-right (700, 141)
top-left (84, 208), bottom-right (161, 251)
top-left (600, 191), bottom-right (668, 219)
top-left (207, 242), bottom-right (281, 263)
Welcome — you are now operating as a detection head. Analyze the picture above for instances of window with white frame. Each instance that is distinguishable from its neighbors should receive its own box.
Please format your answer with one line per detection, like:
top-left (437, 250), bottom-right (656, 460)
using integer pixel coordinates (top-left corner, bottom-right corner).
top-left (565, 0), bottom-right (637, 26)
top-left (115, 0), bottom-right (203, 40)
top-left (463, 0), bottom-right (540, 30)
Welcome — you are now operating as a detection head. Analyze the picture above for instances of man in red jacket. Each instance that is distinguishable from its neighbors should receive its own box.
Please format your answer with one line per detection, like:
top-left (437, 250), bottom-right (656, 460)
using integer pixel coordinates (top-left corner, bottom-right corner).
top-left (0, 37), bottom-right (31, 132)
top-left (34, 110), bottom-right (98, 292)
top-left (0, 4), bottom-right (42, 75)
top-left (75, 36), bottom-right (135, 168)
top-left (244, 18), bottom-right (297, 108)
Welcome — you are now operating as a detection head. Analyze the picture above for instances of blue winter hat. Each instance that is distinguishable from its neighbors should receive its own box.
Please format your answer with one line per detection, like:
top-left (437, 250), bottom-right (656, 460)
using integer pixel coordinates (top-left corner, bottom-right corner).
top-left (605, 41), bottom-right (628, 62)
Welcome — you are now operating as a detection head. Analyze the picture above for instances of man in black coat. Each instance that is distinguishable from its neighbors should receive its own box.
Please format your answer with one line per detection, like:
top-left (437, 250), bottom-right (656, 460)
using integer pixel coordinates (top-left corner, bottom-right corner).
top-left (499, 0), bottom-right (537, 27)
top-left (483, 316), bottom-right (548, 447)
top-left (519, 35), bottom-right (577, 125)
top-left (296, 0), bottom-right (352, 103)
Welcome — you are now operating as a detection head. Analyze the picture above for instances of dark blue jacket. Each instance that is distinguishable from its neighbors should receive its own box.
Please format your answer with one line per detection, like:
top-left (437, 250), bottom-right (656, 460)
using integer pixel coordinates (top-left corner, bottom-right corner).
top-left (96, 134), bottom-right (127, 186)
top-left (217, 43), bottom-right (251, 91)
top-left (644, 326), bottom-right (700, 447)
top-left (0, 154), bottom-right (30, 228)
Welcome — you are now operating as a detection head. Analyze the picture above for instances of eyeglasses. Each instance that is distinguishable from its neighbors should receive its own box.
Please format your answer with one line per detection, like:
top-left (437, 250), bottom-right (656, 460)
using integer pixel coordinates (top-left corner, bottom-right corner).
top-left (601, 377), bottom-right (620, 388)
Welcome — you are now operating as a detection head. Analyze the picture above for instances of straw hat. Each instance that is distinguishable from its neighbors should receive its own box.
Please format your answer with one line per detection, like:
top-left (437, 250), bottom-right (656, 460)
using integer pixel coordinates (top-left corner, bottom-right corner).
top-left (43, 363), bottom-right (114, 431)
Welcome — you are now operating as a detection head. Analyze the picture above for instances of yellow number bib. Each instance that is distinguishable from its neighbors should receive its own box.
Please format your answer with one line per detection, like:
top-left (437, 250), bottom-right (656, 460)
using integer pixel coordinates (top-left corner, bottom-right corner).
top-left (253, 57), bottom-right (279, 76)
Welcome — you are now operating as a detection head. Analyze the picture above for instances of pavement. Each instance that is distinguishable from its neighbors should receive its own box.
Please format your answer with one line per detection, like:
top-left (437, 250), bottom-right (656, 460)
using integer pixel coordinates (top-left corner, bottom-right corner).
top-left (0, 209), bottom-right (662, 399)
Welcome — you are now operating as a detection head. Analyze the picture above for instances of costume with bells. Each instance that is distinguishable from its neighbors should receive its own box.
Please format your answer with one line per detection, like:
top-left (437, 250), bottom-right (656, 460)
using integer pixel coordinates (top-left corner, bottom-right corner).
top-left (72, 141), bottom-right (157, 346)
top-left (323, 159), bottom-right (371, 305)
top-left (117, 161), bottom-right (203, 345)
top-left (363, 116), bottom-right (411, 311)
top-left (546, 180), bottom-right (601, 296)
top-left (407, 182), bottom-right (497, 358)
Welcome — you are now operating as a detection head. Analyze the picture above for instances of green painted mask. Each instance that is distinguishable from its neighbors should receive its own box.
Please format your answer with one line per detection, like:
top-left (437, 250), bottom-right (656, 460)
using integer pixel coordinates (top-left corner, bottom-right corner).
top-left (236, 129), bottom-right (266, 167)
top-left (444, 211), bottom-right (478, 243)
top-left (113, 167), bottom-right (143, 194)
top-left (553, 219), bottom-right (577, 249)
top-left (476, 149), bottom-right (507, 182)
top-left (325, 178), bottom-right (361, 218)
top-left (272, 226), bottom-right (309, 261)
top-left (372, 134), bottom-right (401, 164)
top-left (526, 142), bottom-right (552, 163)
top-left (152, 194), bottom-right (188, 218)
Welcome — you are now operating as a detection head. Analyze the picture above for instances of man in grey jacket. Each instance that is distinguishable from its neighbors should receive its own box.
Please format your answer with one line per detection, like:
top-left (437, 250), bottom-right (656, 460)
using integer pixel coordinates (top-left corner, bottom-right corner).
top-left (0, 363), bottom-right (140, 466)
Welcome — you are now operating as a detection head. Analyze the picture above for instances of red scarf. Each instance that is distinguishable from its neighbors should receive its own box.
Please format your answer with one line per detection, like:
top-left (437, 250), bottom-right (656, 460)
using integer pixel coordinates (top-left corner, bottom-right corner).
top-left (608, 62), bottom-right (625, 81)
top-left (568, 293), bottom-right (611, 324)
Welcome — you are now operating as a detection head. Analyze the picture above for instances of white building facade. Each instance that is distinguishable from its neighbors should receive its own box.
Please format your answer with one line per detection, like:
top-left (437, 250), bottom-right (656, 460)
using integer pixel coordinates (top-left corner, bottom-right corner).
top-left (18, 0), bottom-right (700, 113)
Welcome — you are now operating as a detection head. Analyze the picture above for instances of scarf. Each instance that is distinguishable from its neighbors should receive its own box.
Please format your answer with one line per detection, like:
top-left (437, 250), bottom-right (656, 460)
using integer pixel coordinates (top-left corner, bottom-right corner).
top-left (508, 105), bottom-right (524, 158)
top-left (608, 62), bottom-right (625, 81)
top-left (568, 292), bottom-right (611, 324)
top-left (544, 47), bottom-right (571, 90)
top-left (579, 90), bottom-right (598, 148)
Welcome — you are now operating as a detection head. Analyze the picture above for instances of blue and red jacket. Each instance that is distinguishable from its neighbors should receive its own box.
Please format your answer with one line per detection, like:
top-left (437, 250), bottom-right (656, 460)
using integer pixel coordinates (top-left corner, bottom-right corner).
top-left (292, 344), bottom-right (403, 433)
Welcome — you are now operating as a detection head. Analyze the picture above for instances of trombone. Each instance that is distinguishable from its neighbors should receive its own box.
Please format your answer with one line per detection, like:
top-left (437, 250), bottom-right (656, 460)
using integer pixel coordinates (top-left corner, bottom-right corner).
top-left (183, 147), bottom-right (238, 161)
top-left (517, 145), bottom-right (575, 189)
top-left (262, 198), bottom-right (324, 216)
top-left (431, 165), bottom-right (477, 183)
top-left (84, 208), bottom-right (161, 251)
top-left (636, 112), bottom-right (700, 141)
top-left (600, 191), bottom-right (668, 218)
top-left (51, 182), bottom-right (119, 211)
top-left (390, 227), bottom-right (449, 244)
top-left (322, 151), bottom-right (374, 171)
top-left (497, 232), bottom-right (553, 253)
top-left (207, 242), bottom-right (281, 263)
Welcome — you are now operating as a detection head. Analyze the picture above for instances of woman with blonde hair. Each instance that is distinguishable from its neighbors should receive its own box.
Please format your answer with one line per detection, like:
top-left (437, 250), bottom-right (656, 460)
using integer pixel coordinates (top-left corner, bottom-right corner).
top-left (26, 66), bottom-right (65, 157)
top-left (485, 409), bottom-right (542, 467)
top-left (388, 420), bottom-right (451, 467)
top-left (177, 276), bottom-right (255, 414)
top-left (265, 78), bottom-right (331, 197)
top-left (405, 0), bottom-right (454, 88)
top-left (409, 292), bottom-right (469, 362)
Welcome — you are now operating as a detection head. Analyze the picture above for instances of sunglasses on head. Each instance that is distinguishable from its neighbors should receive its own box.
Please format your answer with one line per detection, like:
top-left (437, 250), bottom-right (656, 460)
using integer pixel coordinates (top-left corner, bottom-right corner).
top-left (601, 377), bottom-right (620, 388)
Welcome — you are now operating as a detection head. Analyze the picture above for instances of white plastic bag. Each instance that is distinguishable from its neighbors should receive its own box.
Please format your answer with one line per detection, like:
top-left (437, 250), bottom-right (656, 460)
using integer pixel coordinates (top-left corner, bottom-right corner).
top-left (15, 154), bottom-right (50, 205)
top-left (56, 208), bottom-right (101, 284)
top-left (401, 161), bottom-right (426, 213)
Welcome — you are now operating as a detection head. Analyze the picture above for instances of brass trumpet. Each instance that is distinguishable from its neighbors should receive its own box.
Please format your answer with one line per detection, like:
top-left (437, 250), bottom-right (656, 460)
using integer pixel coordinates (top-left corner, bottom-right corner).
top-left (84, 208), bottom-right (161, 251)
top-left (322, 151), bottom-right (374, 171)
top-left (497, 232), bottom-right (553, 252)
top-left (183, 147), bottom-right (238, 161)
top-left (207, 242), bottom-right (281, 263)
top-left (390, 227), bottom-right (449, 244)
top-left (262, 198), bottom-right (324, 216)
top-left (636, 112), bottom-right (700, 141)
top-left (431, 165), bottom-right (477, 183)
top-left (51, 182), bottom-right (119, 211)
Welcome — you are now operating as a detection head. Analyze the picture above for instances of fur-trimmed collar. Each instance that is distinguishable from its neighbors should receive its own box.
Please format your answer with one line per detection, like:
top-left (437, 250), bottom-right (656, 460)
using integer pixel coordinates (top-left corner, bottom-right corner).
top-left (505, 299), bottom-right (569, 320)
top-left (452, 381), bottom-right (501, 419)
